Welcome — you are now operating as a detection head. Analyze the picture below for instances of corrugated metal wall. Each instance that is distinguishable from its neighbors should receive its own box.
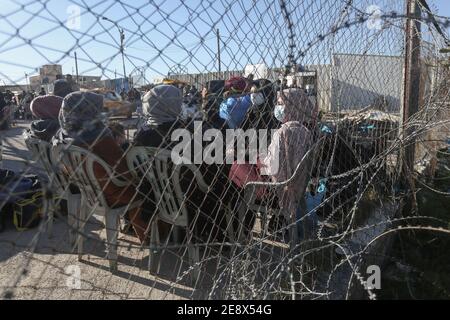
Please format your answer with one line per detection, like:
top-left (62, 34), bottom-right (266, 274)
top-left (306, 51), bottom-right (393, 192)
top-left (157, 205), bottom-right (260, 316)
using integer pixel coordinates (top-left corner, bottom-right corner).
top-left (167, 71), bottom-right (243, 88)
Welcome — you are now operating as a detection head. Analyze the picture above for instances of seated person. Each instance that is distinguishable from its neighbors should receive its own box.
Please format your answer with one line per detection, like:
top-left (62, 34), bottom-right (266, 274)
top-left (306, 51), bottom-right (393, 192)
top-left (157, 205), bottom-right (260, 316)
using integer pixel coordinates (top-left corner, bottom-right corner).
top-left (28, 80), bottom-right (74, 142)
top-left (230, 88), bottom-right (318, 233)
top-left (134, 85), bottom-right (242, 243)
top-left (54, 91), bottom-right (147, 243)
top-left (134, 85), bottom-right (186, 148)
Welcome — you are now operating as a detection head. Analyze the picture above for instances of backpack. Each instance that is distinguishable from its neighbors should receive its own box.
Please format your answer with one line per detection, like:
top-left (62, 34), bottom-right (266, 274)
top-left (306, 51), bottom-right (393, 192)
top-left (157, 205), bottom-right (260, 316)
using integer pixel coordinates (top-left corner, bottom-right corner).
top-left (0, 170), bottom-right (43, 232)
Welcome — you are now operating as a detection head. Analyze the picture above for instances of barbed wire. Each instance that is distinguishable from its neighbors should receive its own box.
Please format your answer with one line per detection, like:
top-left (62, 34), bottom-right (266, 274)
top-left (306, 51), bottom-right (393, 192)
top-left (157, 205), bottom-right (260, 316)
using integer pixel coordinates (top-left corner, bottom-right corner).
top-left (0, 0), bottom-right (449, 300)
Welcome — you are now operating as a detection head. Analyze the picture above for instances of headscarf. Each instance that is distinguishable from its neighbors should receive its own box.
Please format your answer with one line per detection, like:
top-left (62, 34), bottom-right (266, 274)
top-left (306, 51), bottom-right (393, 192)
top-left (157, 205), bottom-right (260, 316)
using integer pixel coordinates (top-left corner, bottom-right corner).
top-left (53, 79), bottom-right (73, 98)
top-left (278, 88), bottom-right (317, 125)
top-left (224, 77), bottom-right (247, 93)
top-left (142, 85), bottom-right (182, 126)
top-left (58, 91), bottom-right (110, 145)
top-left (263, 88), bottom-right (318, 218)
top-left (30, 95), bottom-right (63, 119)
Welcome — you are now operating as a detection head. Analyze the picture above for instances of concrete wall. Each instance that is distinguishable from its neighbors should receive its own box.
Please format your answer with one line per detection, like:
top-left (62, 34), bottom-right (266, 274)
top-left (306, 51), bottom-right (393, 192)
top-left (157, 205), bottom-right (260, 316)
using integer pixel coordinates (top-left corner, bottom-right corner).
top-left (330, 54), bottom-right (404, 112)
top-left (310, 64), bottom-right (332, 113)
top-left (164, 54), bottom-right (406, 114)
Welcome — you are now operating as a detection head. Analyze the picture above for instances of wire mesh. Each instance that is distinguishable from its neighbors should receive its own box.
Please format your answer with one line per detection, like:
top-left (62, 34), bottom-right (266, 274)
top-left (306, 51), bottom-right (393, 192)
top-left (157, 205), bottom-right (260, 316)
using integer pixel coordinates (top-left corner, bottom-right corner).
top-left (0, 0), bottom-right (449, 300)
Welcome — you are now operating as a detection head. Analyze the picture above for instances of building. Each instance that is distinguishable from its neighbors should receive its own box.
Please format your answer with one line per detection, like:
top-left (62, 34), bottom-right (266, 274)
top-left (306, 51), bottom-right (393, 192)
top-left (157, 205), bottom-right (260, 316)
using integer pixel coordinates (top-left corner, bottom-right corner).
top-left (40, 64), bottom-right (63, 83)
top-left (285, 54), bottom-right (404, 113)
top-left (153, 77), bottom-right (165, 84)
top-left (164, 53), bottom-right (406, 113)
top-left (286, 64), bottom-right (332, 112)
top-left (76, 75), bottom-right (103, 89)
top-left (28, 64), bottom-right (101, 91)
top-left (101, 78), bottom-right (130, 93)
top-left (29, 75), bottom-right (41, 90)
top-left (29, 64), bottom-right (63, 90)
top-left (330, 53), bottom-right (404, 112)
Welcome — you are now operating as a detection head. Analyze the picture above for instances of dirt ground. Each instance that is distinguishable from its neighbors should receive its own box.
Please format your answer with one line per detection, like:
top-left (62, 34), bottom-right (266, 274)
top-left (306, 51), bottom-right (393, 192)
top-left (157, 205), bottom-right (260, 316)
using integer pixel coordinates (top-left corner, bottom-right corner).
top-left (0, 120), bottom-right (199, 300)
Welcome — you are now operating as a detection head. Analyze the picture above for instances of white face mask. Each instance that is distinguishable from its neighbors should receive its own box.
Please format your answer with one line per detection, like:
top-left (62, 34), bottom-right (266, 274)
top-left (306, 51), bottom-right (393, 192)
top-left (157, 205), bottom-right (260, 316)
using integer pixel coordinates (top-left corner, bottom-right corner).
top-left (250, 92), bottom-right (265, 107)
top-left (274, 104), bottom-right (285, 122)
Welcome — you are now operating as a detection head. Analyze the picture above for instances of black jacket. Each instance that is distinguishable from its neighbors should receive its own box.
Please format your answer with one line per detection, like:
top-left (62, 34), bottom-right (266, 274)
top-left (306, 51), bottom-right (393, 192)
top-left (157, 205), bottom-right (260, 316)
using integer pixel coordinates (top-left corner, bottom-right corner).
top-left (133, 120), bottom-right (240, 242)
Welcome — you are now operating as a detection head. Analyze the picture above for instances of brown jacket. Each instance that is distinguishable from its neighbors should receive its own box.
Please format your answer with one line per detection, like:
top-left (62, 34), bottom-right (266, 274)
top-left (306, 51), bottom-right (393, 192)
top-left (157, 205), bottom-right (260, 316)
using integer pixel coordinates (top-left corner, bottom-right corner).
top-left (84, 136), bottom-right (137, 208)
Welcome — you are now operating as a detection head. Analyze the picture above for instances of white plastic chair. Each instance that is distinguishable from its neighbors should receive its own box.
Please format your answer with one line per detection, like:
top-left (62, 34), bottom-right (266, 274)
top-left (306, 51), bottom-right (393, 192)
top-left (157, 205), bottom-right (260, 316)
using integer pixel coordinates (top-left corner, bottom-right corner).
top-left (236, 140), bottom-right (322, 251)
top-left (127, 147), bottom-right (229, 282)
top-left (54, 144), bottom-right (143, 272)
top-left (24, 135), bottom-right (82, 239)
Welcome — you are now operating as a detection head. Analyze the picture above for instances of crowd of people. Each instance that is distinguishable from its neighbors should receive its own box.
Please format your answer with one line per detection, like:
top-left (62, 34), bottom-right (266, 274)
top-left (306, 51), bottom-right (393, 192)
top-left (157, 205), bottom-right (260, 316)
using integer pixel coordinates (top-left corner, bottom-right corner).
top-left (0, 86), bottom-right (63, 130)
top-left (0, 74), bottom-right (86, 131)
top-left (22, 75), bottom-right (319, 245)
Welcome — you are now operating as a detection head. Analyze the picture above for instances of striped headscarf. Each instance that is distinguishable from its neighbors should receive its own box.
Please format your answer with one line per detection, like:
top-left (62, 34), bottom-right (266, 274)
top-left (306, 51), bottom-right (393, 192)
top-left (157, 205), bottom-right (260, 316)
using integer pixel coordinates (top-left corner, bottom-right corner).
top-left (58, 91), bottom-right (111, 145)
top-left (142, 85), bottom-right (183, 126)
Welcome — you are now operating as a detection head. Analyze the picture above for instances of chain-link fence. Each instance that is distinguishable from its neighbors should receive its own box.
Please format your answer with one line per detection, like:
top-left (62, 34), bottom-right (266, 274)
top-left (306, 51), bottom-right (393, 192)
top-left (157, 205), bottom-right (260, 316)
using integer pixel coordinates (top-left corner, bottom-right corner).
top-left (0, 0), bottom-right (449, 300)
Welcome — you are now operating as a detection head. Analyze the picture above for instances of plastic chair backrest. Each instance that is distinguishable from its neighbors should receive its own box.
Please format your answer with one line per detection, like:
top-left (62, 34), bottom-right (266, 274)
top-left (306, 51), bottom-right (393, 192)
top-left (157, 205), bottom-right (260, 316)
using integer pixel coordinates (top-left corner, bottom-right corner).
top-left (24, 135), bottom-right (65, 191)
top-left (127, 147), bottom-right (208, 227)
top-left (54, 144), bottom-right (130, 209)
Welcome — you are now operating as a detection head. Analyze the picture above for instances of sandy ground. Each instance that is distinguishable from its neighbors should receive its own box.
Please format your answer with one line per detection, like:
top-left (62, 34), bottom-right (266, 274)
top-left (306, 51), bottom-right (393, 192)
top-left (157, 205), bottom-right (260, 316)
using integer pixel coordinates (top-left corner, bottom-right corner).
top-left (0, 120), bottom-right (203, 300)
top-left (0, 217), bottom-right (197, 300)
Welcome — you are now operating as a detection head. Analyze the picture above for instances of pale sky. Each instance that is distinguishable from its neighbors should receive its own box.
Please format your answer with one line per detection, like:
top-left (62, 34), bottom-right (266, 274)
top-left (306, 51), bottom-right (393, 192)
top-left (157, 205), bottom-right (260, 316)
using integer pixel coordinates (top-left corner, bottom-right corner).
top-left (0, 0), bottom-right (448, 86)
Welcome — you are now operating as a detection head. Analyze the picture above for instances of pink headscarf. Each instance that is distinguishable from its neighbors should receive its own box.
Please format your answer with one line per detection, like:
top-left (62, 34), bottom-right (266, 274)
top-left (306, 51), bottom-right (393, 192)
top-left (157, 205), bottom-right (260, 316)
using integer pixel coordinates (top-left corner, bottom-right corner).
top-left (264, 88), bottom-right (318, 216)
top-left (30, 95), bottom-right (63, 119)
top-left (225, 76), bottom-right (248, 93)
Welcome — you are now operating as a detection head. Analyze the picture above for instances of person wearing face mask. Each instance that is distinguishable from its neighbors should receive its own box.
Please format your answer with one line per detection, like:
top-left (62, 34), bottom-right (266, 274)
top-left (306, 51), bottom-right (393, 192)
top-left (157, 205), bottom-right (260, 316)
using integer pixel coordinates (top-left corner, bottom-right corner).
top-left (229, 88), bottom-right (318, 237)
top-left (263, 88), bottom-right (319, 230)
top-left (133, 84), bottom-right (241, 244)
top-left (266, 89), bottom-right (318, 178)
top-left (54, 91), bottom-right (148, 243)
top-left (273, 103), bottom-right (285, 123)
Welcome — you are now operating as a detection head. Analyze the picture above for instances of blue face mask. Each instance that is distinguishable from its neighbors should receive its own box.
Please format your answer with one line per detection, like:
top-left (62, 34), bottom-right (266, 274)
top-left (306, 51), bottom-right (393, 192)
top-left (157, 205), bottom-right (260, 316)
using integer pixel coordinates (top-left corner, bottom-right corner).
top-left (274, 104), bottom-right (285, 122)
